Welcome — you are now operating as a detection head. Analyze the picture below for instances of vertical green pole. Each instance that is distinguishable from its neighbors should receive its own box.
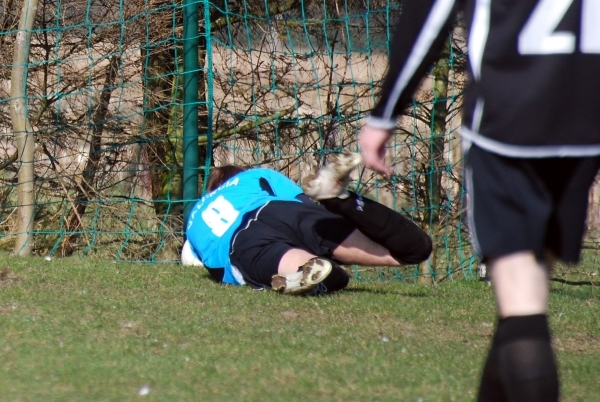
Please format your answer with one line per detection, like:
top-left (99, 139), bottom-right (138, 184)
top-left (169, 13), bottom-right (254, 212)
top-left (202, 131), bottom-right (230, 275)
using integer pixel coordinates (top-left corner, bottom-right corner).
top-left (182, 0), bottom-right (199, 227)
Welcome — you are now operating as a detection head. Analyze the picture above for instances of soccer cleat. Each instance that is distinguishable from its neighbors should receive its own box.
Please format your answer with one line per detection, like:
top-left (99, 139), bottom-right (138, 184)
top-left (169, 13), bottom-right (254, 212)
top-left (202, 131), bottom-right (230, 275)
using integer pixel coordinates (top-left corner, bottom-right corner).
top-left (308, 282), bottom-right (329, 297)
top-left (307, 262), bottom-right (352, 296)
top-left (271, 257), bottom-right (333, 295)
top-left (302, 152), bottom-right (362, 200)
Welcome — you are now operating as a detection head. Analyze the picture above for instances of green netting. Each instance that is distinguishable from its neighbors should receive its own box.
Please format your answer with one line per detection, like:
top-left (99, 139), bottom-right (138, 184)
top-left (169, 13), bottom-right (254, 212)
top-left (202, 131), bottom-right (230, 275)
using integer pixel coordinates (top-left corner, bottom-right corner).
top-left (0, 0), bottom-right (476, 281)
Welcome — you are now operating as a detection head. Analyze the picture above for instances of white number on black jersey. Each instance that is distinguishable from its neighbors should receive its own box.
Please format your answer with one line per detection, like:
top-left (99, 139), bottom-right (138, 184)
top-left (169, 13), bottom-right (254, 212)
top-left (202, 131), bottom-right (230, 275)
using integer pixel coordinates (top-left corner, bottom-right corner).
top-left (201, 195), bottom-right (240, 237)
top-left (519, 0), bottom-right (600, 54)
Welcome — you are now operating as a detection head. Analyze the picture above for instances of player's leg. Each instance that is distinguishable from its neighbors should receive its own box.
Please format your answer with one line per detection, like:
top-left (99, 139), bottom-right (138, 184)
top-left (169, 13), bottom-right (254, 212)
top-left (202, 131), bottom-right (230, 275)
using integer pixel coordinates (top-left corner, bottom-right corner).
top-left (467, 147), bottom-right (600, 402)
top-left (277, 248), bottom-right (318, 274)
top-left (230, 221), bottom-right (328, 294)
top-left (267, 200), bottom-right (377, 294)
top-left (331, 229), bottom-right (399, 266)
top-left (279, 198), bottom-right (424, 287)
top-left (288, 226), bottom-right (411, 293)
top-left (271, 249), bottom-right (342, 295)
top-left (491, 252), bottom-right (549, 317)
top-left (271, 246), bottom-right (356, 295)
top-left (230, 202), bottom-right (352, 295)
top-left (320, 192), bottom-right (432, 264)
top-left (303, 152), bottom-right (431, 264)
top-left (477, 252), bottom-right (558, 402)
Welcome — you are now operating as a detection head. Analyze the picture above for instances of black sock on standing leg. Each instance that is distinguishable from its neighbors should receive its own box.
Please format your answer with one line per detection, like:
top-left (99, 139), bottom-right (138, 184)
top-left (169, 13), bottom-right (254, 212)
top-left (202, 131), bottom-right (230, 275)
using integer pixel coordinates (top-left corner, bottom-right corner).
top-left (477, 325), bottom-right (507, 402)
top-left (318, 191), bottom-right (432, 264)
top-left (478, 314), bottom-right (559, 402)
top-left (497, 314), bottom-right (559, 402)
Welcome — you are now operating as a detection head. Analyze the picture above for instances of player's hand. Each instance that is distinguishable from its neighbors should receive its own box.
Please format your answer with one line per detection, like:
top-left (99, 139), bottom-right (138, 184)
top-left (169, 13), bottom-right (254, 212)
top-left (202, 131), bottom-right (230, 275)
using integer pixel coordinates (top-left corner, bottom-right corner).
top-left (358, 125), bottom-right (393, 176)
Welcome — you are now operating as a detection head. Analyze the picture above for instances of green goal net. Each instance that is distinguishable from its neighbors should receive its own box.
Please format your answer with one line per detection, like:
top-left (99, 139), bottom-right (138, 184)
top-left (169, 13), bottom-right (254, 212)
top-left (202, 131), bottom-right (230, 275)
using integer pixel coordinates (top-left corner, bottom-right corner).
top-left (0, 0), bottom-right (476, 281)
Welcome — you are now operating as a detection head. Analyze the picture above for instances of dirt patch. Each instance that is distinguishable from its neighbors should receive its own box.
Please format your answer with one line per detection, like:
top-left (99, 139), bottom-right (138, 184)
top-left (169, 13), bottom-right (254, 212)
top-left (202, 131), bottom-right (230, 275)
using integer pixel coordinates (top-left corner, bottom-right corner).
top-left (280, 310), bottom-right (299, 319)
top-left (0, 267), bottom-right (18, 285)
top-left (555, 335), bottom-right (600, 354)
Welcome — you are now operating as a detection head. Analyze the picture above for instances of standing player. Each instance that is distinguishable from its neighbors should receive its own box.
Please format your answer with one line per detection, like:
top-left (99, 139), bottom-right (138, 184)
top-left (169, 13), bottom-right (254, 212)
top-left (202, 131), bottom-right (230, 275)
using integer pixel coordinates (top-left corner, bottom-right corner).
top-left (182, 153), bottom-right (432, 295)
top-left (358, 1), bottom-right (600, 401)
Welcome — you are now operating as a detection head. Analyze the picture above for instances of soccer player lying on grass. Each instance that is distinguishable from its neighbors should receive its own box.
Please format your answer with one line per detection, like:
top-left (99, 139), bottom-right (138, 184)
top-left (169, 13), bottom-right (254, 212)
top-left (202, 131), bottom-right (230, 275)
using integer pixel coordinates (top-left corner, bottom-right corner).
top-left (181, 152), bottom-right (432, 295)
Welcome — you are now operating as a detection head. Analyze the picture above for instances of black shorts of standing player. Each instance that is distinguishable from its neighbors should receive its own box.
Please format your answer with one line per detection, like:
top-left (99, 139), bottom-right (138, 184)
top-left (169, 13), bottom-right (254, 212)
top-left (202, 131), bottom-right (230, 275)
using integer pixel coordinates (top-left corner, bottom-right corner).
top-left (466, 144), bottom-right (600, 264)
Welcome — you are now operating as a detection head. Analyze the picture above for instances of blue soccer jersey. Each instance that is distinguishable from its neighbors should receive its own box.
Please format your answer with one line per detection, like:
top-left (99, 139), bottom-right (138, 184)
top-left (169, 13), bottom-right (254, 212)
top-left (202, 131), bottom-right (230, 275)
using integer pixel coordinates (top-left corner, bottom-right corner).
top-left (186, 168), bottom-right (304, 285)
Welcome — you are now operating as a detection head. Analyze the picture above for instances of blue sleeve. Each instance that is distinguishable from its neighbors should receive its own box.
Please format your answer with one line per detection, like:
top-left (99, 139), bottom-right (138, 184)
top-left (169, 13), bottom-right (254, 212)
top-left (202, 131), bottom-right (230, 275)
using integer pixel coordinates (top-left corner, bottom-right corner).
top-left (258, 169), bottom-right (303, 199)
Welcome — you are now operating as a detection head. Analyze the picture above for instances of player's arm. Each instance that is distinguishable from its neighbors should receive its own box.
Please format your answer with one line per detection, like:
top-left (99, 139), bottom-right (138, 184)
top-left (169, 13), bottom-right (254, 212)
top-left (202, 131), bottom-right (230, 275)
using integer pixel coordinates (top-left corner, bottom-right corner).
top-left (360, 0), bottom-right (459, 174)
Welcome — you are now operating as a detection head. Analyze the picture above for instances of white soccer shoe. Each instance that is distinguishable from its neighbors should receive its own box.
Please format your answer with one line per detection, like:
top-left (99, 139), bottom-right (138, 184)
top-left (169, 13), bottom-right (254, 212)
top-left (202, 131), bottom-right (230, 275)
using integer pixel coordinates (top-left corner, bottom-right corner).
top-left (271, 257), bottom-right (333, 295)
top-left (302, 152), bottom-right (362, 200)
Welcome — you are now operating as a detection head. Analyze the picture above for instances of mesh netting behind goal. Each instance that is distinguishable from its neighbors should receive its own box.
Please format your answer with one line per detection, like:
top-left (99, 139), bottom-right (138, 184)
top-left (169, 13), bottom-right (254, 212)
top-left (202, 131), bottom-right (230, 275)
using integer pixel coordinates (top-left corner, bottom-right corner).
top-left (202, 0), bottom-right (473, 281)
top-left (0, 0), bottom-right (476, 281)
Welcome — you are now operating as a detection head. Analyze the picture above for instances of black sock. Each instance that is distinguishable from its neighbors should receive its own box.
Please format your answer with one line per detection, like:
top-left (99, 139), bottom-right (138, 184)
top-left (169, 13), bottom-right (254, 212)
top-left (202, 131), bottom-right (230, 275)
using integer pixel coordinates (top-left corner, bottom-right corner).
top-left (477, 327), bottom-right (507, 402)
top-left (319, 191), bottom-right (432, 264)
top-left (478, 314), bottom-right (559, 402)
top-left (321, 261), bottom-right (350, 293)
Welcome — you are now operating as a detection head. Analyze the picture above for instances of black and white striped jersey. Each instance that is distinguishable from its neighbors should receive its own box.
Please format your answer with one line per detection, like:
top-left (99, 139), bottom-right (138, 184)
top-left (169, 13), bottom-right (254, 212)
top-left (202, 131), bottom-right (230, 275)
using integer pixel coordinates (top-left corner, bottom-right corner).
top-left (367, 0), bottom-right (600, 157)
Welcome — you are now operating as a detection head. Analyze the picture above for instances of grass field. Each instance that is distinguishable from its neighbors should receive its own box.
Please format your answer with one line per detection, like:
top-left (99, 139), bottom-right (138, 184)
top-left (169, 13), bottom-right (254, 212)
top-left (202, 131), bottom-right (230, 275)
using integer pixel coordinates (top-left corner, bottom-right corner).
top-left (1, 253), bottom-right (599, 401)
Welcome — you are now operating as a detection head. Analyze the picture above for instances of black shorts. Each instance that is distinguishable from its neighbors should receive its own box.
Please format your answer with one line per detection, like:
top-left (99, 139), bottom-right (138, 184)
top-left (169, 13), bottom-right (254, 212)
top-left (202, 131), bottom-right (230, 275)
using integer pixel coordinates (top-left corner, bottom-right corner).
top-left (229, 200), bottom-right (355, 288)
top-left (465, 145), bottom-right (600, 263)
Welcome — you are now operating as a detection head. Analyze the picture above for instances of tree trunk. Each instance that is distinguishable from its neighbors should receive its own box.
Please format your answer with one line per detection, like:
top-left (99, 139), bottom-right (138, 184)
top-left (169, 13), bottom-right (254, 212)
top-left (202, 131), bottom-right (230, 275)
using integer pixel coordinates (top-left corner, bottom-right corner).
top-left (10, 0), bottom-right (39, 256)
top-left (60, 56), bottom-right (120, 256)
top-left (142, 43), bottom-right (180, 218)
top-left (419, 40), bottom-right (451, 283)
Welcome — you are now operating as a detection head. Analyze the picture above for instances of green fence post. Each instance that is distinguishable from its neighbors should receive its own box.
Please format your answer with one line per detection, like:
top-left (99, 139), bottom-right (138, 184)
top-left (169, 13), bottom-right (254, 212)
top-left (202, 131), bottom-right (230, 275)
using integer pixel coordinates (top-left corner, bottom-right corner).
top-left (182, 0), bottom-right (199, 227)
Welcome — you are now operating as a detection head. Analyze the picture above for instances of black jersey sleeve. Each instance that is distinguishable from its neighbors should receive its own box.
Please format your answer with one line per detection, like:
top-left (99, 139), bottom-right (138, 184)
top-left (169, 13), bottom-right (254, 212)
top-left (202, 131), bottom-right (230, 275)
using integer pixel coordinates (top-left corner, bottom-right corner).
top-left (367, 0), bottom-right (460, 129)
